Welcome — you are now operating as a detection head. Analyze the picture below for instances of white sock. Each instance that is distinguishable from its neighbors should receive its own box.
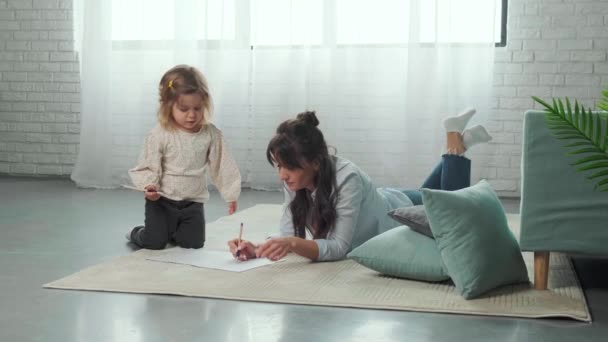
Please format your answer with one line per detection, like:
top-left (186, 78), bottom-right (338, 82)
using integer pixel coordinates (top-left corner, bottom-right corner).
top-left (463, 125), bottom-right (492, 150)
top-left (442, 108), bottom-right (476, 133)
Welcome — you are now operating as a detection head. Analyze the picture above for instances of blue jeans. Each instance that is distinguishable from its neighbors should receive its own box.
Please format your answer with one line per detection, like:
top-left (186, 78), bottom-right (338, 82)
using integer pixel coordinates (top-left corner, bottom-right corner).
top-left (402, 154), bottom-right (471, 205)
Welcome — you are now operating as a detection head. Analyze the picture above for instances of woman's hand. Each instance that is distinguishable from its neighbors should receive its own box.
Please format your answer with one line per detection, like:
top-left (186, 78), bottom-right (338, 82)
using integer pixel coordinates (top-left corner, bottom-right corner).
top-left (228, 239), bottom-right (257, 261)
top-left (228, 201), bottom-right (237, 215)
top-left (256, 237), bottom-right (295, 261)
top-left (144, 185), bottom-right (161, 201)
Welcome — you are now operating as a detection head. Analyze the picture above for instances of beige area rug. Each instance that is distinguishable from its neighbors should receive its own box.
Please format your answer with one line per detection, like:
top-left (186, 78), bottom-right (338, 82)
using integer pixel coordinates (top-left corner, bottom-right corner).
top-left (44, 204), bottom-right (591, 322)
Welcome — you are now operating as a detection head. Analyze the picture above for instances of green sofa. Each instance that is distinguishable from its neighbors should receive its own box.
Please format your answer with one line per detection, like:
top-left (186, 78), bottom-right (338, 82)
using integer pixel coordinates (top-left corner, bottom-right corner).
top-left (520, 110), bottom-right (608, 290)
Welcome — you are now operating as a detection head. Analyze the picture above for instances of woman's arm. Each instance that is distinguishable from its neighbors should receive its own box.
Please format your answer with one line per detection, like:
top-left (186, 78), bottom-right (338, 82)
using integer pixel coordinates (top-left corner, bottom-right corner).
top-left (265, 173), bottom-right (364, 262)
top-left (256, 236), bottom-right (319, 261)
top-left (314, 173), bottom-right (364, 261)
top-left (228, 236), bottom-right (319, 261)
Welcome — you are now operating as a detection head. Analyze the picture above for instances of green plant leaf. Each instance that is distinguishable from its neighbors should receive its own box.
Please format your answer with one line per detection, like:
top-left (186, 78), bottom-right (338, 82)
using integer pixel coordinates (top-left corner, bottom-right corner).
top-left (595, 113), bottom-right (601, 146)
top-left (555, 135), bottom-right (588, 140)
top-left (605, 118), bottom-right (608, 151)
top-left (571, 154), bottom-right (608, 166)
top-left (581, 107), bottom-right (588, 135)
top-left (593, 177), bottom-right (608, 190)
top-left (577, 161), bottom-right (608, 172)
top-left (546, 120), bottom-right (576, 127)
top-left (567, 147), bottom-right (603, 155)
top-left (547, 125), bottom-right (577, 130)
top-left (600, 88), bottom-right (608, 112)
top-left (588, 169), bottom-right (608, 180)
top-left (587, 109), bottom-right (594, 138)
top-left (571, 153), bottom-right (608, 165)
top-left (552, 128), bottom-right (581, 134)
top-left (558, 99), bottom-right (566, 121)
top-left (532, 96), bottom-right (552, 111)
top-left (566, 97), bottom-right (573, 123)
top-left (551, 129), bottom-right (577, 135)
top-left (565, 141), bottom-right (596, 148)
top-left (573, 101), bottom-right (580, 124)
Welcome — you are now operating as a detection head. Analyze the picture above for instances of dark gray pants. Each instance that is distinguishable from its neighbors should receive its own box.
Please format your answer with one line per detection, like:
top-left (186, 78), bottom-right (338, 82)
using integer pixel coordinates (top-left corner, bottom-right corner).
top-left (132, 197), bottom-right (205, 250)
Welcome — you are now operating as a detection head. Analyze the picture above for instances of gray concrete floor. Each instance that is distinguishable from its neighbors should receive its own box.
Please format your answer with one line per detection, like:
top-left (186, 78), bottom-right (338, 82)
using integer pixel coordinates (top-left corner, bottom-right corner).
top-left (1, 176), bottom-right (607, 342)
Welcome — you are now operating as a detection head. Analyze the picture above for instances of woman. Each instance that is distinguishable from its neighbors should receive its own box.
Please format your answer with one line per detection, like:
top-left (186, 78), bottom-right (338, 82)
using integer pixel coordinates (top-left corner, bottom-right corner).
top-left (228, 110), bottom-right (491, 262)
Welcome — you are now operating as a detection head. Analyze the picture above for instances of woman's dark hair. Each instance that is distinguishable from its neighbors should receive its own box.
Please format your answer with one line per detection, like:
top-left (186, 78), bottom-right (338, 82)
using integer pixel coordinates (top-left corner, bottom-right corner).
top-left (266, 111), bottom-right (337, 239)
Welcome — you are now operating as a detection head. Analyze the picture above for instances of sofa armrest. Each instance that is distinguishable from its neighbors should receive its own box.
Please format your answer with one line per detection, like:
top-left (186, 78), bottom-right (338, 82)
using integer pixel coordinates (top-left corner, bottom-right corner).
top-left (520, 110), bottom-right (608, 254)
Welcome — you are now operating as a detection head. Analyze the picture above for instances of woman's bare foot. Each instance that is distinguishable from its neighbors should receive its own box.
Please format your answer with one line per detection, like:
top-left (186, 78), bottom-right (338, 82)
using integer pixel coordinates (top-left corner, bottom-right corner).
top-left (446, 132), bottom-right (466, 155)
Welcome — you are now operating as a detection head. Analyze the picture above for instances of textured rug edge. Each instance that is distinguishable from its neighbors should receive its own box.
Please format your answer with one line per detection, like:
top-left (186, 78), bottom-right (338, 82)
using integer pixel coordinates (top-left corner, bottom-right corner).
top-left (42, 281), bottom-right (591, 322)
top-left (565, 256), bottom-right (593, 322)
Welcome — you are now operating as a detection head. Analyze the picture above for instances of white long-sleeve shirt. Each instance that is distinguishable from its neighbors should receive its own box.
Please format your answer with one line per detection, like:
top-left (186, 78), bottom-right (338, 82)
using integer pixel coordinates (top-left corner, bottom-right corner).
top-left (279, 156), bottom-right (414, 261)
top-left (129, 123), bottom-right (241, 203)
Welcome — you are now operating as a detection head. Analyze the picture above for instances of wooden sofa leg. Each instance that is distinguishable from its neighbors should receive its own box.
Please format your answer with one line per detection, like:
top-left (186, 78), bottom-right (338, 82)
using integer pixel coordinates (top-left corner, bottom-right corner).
top-left (534, 251), bottom-right (550, 290)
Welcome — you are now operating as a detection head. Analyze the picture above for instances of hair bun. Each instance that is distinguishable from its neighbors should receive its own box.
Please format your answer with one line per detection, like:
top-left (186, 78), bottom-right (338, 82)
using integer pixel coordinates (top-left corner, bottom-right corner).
top-left (296, 111), bottom-right (319, 127)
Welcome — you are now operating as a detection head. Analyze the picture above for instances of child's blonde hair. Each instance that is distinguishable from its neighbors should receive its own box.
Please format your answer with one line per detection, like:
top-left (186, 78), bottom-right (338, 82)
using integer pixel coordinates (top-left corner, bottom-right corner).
top-left (157, 64), bottom-right (213, 130)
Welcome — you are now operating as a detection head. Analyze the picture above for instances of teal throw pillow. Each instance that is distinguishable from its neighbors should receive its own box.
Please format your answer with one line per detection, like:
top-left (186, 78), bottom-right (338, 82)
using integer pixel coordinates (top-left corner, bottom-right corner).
top-left (421, 180), bottom-right (529, 299)
top-left (348, 225), bottom-right (449, 282)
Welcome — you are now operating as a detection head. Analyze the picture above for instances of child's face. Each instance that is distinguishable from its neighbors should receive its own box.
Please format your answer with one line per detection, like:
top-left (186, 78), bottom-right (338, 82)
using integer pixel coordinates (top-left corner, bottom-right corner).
top-left (171, 94), bottom-right (205, 133)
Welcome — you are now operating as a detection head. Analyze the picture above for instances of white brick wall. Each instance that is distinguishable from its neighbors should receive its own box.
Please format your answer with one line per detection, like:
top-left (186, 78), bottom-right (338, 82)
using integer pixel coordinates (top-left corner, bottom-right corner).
top-left (0, 0), bottom-right (79, 176)
top-left (1, 0), bottom-right (607, 198)
top-left (484, 0), bottom-right (608, 196)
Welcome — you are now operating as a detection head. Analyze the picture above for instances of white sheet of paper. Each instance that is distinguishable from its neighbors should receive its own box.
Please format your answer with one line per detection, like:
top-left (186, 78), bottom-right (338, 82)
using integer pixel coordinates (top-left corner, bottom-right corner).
top-left (146, 248), bottom-right (279, 272)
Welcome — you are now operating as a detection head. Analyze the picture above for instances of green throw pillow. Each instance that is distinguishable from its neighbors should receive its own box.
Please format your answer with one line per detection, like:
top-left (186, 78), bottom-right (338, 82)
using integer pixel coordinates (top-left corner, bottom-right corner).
top-left (347, 225), bottom-right (449, 282)
top-left (421, 180), bottom-right (529, 299)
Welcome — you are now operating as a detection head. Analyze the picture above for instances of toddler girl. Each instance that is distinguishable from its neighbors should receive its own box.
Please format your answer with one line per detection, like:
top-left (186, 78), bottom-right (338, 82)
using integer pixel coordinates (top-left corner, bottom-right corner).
top-left (127, 64), bottom-right (241, 249)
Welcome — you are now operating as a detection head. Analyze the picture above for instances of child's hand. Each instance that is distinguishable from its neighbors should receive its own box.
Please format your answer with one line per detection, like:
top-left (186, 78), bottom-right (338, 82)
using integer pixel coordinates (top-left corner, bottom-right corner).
top-left (228, 201), bottom-right (237, 215)
top-left (144, 185), bottom-right (161, 201)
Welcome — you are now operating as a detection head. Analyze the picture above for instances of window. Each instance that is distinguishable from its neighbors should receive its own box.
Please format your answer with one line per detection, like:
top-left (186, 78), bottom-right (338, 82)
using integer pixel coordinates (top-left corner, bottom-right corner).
top-left (336, 0), bottom-right (412, 45)
top-left (251, 0), bottom-right (323, 45)
top-left (111, 0), bottom-right (507, 47)
top-left (419, 0), bottom-right (507, 46)
top-left (111, 0), bottom-right (236, 41)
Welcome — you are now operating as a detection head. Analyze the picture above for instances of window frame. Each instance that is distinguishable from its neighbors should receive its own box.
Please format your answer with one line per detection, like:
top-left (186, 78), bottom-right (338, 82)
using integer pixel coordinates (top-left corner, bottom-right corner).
top-left (495, 0), bottom-right (508, 47)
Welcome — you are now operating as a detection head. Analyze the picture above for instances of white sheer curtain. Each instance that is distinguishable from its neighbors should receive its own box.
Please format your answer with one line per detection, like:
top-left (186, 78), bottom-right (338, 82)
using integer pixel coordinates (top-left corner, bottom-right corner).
top-left (71, 0), bottom-right (497, 190)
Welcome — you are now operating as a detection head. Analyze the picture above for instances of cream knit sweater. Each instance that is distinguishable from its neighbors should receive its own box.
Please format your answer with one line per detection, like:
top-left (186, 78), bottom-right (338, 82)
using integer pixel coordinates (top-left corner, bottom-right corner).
top-left (129, 123), bottom-right (241, 203)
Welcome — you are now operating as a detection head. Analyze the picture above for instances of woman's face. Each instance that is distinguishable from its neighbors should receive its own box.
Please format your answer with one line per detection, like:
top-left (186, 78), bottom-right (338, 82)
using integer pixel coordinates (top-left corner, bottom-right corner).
top-left (276, 161), bottom-right (318, 192)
